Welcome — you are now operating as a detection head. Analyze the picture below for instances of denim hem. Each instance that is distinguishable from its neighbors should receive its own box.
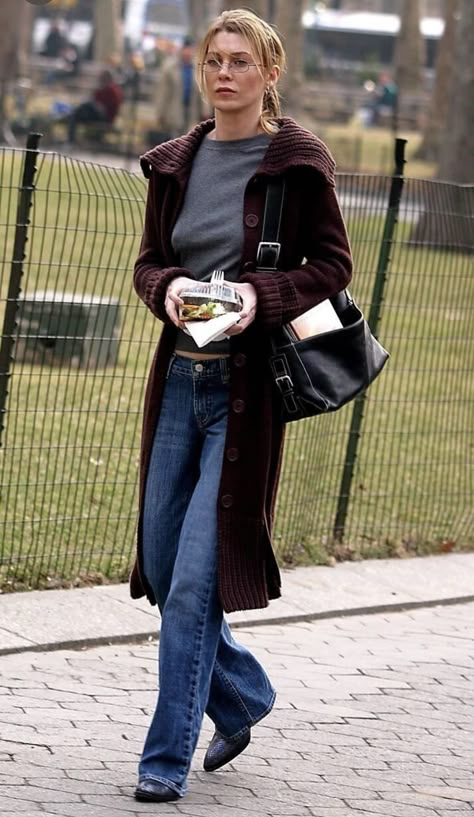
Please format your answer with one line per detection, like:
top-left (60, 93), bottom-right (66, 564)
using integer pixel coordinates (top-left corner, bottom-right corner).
top-left (225, 687), bottom-right (277, 741)
top-left (138, 774), bottom-right (186, 798)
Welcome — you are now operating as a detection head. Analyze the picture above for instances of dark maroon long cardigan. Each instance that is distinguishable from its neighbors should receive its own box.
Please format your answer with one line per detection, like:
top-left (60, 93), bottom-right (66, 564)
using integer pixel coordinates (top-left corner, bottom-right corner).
top-left (130, 117), bottom-right (353, 613)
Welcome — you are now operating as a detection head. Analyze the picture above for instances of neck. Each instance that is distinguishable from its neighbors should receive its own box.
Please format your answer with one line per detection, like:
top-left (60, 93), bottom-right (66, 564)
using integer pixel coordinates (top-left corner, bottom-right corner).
top-left (211, 109), bottom-right (263, 141)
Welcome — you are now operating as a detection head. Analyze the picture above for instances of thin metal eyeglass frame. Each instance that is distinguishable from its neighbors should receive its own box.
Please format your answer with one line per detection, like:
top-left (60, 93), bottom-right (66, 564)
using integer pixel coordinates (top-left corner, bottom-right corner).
top-left (200, 59), bottom-right (263, 73)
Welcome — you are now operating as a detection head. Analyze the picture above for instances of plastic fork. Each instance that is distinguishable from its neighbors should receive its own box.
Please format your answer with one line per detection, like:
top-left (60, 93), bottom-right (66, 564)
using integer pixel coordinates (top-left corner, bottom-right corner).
top-left (210, 269), bottom-right (225, 299)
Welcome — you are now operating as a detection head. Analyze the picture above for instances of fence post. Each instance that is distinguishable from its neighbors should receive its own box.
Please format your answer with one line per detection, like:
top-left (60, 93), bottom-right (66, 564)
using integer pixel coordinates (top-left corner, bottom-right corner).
top-left (333, 137), bottom-right (407, 542)
top-left (0, 132), bottom-right (41, 452)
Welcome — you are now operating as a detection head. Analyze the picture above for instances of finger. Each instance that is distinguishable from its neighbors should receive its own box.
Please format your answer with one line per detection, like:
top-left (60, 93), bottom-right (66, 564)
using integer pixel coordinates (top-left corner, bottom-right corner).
top-left (165, 299), bottom-right (181, 327)
top-left (226, 320), bottom-right (244, 334)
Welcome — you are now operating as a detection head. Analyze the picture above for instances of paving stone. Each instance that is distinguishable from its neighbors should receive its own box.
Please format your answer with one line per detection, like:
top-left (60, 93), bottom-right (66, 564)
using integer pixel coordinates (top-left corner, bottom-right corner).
top-left (0, 810), bottom-right (47, 817)
top-left (415, 786), bottom-right (474, 803)
top-left (0, 783), bottom-right (82, 802)
top-left (0, 774), bottom-right (26, 785)
top-left (178, 808), bottom-right (269, 817)
top-left (323, 773), bottom-right (407, 792)
top-left (41, 805), bottom-right (151, 817)
top-left (0, 813), bottom-right (45, 817)
top-left (307, 811), bottom-right (366, 817)
top-left (435, 813), bottom-right (474, 817)
top-left (344, 800), bottom-right (440, 816)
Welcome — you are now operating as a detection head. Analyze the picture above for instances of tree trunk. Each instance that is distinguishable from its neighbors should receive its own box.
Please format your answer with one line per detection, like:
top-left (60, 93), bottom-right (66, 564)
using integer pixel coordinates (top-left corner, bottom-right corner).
top-left (437, 0), bottom-right (474, 184)
top-left (0, 0), bottom-right (26, 133)
top-left (411, 0), bottom-right (473, 248)
top-left (17, 2), bottom-right (33, 79)
top-left (393, 0), bottom-right (425, 97)
top-left (94, 0), bottom-right (123, 63)
top-left (416, 0), bottom-right (458, 161)
top-left (274, 0), bottom-right (305, 116)
top-left (188, 0), bottom-right (215, 39)
top-left (219, 0), bottom-right (269, 17)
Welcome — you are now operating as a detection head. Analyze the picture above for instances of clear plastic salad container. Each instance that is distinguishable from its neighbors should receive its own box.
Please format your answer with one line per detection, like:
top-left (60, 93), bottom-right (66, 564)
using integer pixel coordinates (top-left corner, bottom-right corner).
top-left (178, 282), bottom-right (243, 321)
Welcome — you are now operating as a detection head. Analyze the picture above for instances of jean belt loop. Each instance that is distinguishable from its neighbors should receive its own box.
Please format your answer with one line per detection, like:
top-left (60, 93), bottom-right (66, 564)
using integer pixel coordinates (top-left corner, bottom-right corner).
top-left (165, 353), bottom-right (176, 379)
top-left (220, 357), bottom-right (230, 383)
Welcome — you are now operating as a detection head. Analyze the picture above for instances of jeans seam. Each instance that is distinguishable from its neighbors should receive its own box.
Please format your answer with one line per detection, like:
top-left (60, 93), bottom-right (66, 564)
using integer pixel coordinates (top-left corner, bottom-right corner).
top-left (179, 565), bottom-right (216, 778)
top-left (214, 660), bottom-right (254, 723)
top-left (193, 376), bottom-right (210, 429)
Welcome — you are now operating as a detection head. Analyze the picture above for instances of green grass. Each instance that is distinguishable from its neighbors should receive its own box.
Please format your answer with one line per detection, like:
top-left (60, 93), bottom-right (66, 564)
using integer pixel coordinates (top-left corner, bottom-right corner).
top-left (318, 123), bottom-right (436, 178)
top-left (0, 150), bottom-right (472, 591)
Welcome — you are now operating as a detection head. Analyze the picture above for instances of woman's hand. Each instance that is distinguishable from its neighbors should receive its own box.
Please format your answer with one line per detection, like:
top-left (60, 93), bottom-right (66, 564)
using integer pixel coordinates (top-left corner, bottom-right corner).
top-left (164, 276), bottom-right (195, 327)
top-left (226, 282), bottom-right (258, 335)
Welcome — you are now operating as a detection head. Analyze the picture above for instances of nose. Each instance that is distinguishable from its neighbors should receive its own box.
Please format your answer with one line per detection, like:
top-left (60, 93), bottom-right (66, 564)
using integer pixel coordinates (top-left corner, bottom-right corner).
top-left (217, 61), bottom-right (233, 77)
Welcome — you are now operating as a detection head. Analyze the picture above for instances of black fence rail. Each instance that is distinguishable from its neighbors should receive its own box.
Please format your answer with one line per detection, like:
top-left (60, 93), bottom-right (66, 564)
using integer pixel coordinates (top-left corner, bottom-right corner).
top-left (0, 141), bottom-right (472, 590)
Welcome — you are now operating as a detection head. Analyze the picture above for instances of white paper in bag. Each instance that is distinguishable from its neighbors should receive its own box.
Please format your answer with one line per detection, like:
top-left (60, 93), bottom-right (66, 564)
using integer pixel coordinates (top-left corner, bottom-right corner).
top-left (291, 299), bottom-right (342, 340)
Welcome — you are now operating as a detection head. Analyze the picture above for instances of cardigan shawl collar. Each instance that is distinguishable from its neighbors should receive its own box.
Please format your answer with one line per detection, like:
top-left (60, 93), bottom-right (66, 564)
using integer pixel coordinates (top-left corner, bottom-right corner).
top-left (140, 117), bottom-right (336, 186)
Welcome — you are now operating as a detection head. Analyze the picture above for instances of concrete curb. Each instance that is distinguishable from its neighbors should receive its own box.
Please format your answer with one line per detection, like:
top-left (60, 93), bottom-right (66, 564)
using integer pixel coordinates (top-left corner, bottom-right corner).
top-left (1, 592), bottom-right (473, 657)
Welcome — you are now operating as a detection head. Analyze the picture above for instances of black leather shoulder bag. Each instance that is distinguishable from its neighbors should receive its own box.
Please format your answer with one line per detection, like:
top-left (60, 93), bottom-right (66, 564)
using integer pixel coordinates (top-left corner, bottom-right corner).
top-left (256, 179), bottom-right (389, 423)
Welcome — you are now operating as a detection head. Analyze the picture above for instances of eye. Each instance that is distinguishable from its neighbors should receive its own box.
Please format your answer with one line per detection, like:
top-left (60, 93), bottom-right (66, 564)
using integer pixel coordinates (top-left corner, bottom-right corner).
top-left (205, 58), bottom-right (220, 69)
top-left (233, 59), bottom-right (249, 69)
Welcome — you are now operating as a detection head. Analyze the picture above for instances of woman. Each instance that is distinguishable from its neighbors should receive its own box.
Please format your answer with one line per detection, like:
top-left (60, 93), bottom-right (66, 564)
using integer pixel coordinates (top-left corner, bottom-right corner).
top-left (131, 8), bottom-right (352, 803)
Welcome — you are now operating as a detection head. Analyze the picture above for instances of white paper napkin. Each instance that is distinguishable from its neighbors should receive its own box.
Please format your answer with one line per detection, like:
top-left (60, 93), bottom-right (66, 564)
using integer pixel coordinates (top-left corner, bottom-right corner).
top-left (184, 312), bottom-right (241, 348)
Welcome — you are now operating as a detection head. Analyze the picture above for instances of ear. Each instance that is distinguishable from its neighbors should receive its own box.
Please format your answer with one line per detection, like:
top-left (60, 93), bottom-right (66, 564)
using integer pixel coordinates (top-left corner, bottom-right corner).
top-left (267, 65), bottom-right (280, 85)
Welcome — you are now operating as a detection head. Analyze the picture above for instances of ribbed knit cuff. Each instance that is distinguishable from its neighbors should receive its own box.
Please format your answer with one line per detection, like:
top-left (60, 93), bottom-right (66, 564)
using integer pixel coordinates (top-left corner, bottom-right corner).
top-left (144, 266), bottom-right (195, 322)
top-left (239, 271), bottom-right (299, 330)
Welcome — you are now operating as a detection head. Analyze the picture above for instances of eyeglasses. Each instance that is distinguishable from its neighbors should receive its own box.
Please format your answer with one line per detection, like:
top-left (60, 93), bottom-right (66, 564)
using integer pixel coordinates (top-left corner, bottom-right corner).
top-left (201, 58), bottom-right (262, 74)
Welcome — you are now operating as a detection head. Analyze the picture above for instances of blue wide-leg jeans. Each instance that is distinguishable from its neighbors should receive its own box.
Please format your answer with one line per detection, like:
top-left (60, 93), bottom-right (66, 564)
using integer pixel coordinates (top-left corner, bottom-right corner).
top-left (139, 355), bottom-right (275, 796)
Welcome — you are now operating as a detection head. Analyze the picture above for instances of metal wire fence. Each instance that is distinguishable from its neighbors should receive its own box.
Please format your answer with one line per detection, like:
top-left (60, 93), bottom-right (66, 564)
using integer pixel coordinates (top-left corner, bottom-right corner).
top-left (0, 140), bottom-right (472, 590)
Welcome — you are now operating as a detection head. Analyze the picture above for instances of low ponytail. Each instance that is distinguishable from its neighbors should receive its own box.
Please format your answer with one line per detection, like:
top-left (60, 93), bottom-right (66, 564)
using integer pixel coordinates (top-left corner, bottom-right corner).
top-left (260, 84), bottom-right (282, 135)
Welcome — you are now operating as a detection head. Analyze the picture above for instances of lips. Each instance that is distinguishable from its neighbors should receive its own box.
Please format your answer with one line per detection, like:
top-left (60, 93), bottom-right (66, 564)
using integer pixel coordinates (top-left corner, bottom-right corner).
top-left (216, 87), bottom-right (236, 94)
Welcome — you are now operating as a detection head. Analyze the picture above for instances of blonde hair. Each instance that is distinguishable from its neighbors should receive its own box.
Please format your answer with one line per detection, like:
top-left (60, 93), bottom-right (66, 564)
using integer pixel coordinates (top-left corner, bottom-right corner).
top-left (196, 8), bottom-right (286, 135)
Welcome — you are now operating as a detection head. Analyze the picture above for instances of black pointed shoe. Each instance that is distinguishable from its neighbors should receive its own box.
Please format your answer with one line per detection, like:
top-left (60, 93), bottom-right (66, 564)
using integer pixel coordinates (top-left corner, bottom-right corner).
top-left (134, 779), bottom-right (180, 802)
top-left (203, 727), bottom-right (251, 772)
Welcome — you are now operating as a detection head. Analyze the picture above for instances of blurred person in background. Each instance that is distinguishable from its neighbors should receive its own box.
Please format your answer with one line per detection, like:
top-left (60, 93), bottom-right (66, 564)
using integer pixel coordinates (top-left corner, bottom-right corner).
top-left (371, 71), bottom-right (398, 127)
top-left (66, 68), bottom-right (123, 145)
top-left (40, 20), bottom-right (67, 58)
top-left (152, 37), bottom-right (196, 141)
top-left (44, 42), bottom-right (82, 86)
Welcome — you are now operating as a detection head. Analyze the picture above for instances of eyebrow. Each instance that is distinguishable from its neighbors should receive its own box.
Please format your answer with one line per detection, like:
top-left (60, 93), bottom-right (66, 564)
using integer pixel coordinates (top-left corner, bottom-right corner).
top-left (206, 51), bottom-right (252, 58)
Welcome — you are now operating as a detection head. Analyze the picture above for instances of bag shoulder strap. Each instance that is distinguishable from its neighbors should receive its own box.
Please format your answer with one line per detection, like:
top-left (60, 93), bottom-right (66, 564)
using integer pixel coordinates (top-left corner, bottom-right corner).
top-left (256, 178), bottom-right (286, 271)
top-left (257, 180), bottom-right (350, 313)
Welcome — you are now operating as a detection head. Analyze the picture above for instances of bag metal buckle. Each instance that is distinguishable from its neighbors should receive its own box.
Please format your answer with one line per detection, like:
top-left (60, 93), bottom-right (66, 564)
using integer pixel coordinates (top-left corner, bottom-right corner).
top-left (256, 241), bottom-right (281, 270)
top-left (275, 374), bottom-right (293, 396)
top-left (271, 355), bottom-right (299, 414)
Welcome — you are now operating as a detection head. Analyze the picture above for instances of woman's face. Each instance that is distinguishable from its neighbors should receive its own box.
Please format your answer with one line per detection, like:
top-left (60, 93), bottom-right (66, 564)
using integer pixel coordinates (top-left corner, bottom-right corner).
top-left (204, 31), bottom-right (276, 117)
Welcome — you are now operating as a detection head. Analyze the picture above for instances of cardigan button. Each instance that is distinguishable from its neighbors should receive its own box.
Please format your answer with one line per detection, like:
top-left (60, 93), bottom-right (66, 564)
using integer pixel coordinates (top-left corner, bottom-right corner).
top-left (226, 447), bottom-right (240, 462)
top-left (221, 494), bottom-right (234, 508)
top-left (244, 214), bottom-right (259, 228)
top-left (233, 353), bottom-right (247, 368)
top-left (232, 399), bottom-right (245, 413)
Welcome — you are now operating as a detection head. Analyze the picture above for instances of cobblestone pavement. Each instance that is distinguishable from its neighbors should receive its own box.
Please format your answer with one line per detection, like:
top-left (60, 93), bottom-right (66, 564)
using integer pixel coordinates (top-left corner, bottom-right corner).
top-left (0, 603), bottom-right (473, 817)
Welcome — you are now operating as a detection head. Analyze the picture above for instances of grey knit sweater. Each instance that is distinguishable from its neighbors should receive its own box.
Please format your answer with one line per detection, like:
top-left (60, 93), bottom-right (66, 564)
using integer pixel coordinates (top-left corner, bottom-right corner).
top-left (171, 133), bottom-right (271, 354)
